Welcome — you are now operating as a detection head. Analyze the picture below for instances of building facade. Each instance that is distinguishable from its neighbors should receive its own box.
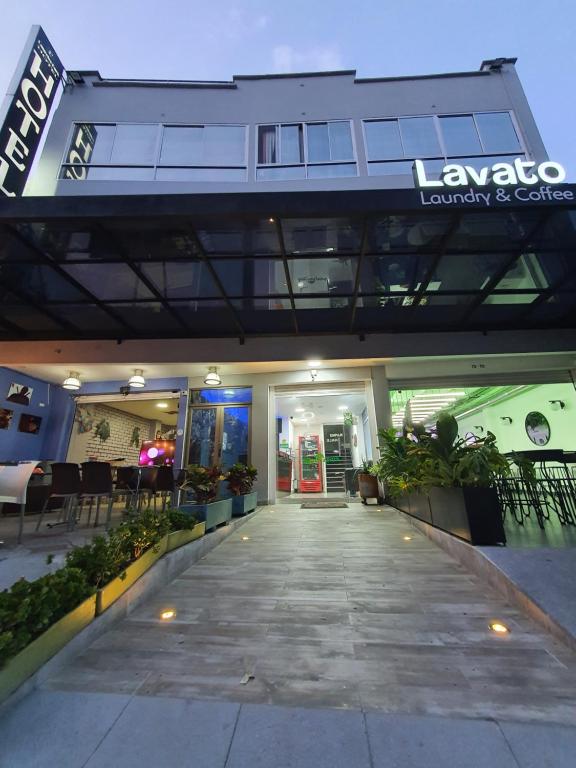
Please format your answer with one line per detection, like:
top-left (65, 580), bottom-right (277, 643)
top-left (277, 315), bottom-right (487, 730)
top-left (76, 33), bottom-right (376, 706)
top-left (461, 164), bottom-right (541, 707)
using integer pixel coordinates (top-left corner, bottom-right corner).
top-left (1, 46), bottom-right (575, 503)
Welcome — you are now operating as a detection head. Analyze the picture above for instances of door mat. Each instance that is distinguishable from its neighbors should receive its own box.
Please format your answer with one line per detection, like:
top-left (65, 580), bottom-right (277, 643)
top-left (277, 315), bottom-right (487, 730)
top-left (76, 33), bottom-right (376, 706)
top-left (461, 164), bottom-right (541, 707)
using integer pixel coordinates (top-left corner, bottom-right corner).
top-left (301, 502), bottom-right (349, 509)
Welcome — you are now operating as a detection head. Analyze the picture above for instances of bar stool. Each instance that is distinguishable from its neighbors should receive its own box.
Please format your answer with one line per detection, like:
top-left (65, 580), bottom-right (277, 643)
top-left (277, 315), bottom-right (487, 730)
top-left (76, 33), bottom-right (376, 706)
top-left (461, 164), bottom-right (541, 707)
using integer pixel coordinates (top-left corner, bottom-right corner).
top-left (35, 463), bottom-right (81, 532)
top-left (79, 462), bottom-right (115, 530)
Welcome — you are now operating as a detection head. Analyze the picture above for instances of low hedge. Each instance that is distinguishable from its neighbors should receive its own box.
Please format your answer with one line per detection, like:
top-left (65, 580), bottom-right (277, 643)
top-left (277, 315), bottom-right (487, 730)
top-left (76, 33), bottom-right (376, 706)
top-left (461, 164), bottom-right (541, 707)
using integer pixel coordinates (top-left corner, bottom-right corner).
top-left (0, 508), bottom-right (196, 668)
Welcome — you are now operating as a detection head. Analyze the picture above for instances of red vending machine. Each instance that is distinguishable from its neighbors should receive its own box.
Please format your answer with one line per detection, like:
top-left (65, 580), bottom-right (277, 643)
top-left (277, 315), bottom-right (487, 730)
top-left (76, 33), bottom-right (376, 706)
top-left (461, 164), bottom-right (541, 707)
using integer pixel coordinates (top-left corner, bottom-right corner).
top-left (298, 434), bottom-right (323, 493)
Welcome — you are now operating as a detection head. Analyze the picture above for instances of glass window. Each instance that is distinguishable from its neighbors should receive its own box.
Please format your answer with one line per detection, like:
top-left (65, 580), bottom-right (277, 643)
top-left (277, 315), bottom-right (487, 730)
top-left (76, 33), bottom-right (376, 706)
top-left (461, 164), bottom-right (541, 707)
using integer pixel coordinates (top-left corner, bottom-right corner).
top-left (190, 387), bottom-right (252, 405)
top-left (83, 167), bottom-right (155, 181)
top-left (203, 125), bottom-right (245, 165)
top-left (399, 117), bottom-right (441, 157)
top-left (280, 124), bottom-right (303, 164)
top-left (367, 160), bottom-right (413, 176)
top-left (257, 166), bottom-right (306, 180)
top-left (364, 121), bottom-right (403, 160)
top-left (475, 112), bottom-right (521, 153)
top-left (155, 168), bottom-right (246, 181)
top-left (307, 163), bottom-right (357, 178)
top-left (440, 116), bottom-right (482, 156)
top-left (307, 123), bottom-right (330, 162)
top-left (110, 124), bottom-right (159, 165)
top-left (258, 125), bottom-right (277, 164)
top-left (329, 121), bottom-right (354, 161)
top-left (160, 127), bottom-right (203, 165)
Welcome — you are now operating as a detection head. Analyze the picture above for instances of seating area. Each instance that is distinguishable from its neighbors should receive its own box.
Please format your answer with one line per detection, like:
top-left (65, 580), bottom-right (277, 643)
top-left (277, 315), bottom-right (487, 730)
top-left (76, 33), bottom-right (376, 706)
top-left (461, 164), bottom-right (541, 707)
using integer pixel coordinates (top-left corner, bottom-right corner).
top-left (0, 461), bottom-right (177, 544)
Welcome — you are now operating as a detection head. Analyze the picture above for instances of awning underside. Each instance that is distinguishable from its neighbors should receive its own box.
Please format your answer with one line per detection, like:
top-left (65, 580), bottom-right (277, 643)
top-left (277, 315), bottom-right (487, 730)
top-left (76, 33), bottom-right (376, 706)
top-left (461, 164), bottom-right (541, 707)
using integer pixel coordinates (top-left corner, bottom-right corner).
top-left (0, 194), bottom-right (575, 340)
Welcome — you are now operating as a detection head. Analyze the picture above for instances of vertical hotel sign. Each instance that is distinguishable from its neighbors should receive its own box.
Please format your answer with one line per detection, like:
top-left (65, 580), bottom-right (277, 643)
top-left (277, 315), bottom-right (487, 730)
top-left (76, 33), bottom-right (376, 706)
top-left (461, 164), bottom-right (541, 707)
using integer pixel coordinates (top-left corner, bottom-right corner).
top-left (0, 26), bottom-right (63, 197)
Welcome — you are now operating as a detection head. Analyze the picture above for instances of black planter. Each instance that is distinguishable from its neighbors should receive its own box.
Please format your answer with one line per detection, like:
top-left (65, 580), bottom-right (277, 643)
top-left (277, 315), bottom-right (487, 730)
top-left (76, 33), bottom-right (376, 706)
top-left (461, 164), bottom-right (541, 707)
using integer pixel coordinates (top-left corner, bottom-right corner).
top-left (394, 487), bottom-right (506, 546)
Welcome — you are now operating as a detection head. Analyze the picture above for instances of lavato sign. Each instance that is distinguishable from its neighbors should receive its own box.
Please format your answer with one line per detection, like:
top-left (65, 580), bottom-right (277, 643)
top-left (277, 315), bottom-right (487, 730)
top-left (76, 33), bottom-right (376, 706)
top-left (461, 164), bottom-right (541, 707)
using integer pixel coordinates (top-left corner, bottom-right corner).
top-left (414, 158), bottom-right (572, 207)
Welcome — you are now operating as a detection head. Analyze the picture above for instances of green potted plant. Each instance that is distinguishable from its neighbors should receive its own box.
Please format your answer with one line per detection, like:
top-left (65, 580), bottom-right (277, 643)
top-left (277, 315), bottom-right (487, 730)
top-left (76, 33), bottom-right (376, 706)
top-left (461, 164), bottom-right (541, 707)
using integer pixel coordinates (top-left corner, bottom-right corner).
top-left (372, 413), bottom-right (510, 545)
top-left (225, 464), bottom-right (258, 516)
top-left (356, 459), bottom-right (382, 504)
top-left (178, 465), bottom-right (232, 532)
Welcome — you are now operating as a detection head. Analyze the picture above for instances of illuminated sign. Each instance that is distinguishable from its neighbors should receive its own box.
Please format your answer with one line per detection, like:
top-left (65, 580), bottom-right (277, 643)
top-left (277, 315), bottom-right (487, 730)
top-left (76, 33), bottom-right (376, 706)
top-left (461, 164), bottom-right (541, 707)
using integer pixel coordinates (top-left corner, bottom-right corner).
top-left (413, 158), bottom-right (572, 208)
top-left (414, 158), bottom-right (566, 189)
top-left (0, 26), bottom-right (63, 197)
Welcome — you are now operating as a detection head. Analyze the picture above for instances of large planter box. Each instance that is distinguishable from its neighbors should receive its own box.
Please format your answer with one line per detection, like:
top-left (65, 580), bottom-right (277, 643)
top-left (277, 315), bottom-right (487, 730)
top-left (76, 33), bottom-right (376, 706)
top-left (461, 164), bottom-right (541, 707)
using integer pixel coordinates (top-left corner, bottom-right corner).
top-left (180, 498), bottom-right (233, 532)
top-left (231, 491), bottom-right (258, 516)
top-left (96, 538), bottom-right (167, 615)
top-left (0, 594), bottom-right (97, 703)
top-left (165, 523), bottom-right (206, 552)
top-left (394, 487), bottom-right (505, 545)
top-left (358, 474), bottom-right (381, 503)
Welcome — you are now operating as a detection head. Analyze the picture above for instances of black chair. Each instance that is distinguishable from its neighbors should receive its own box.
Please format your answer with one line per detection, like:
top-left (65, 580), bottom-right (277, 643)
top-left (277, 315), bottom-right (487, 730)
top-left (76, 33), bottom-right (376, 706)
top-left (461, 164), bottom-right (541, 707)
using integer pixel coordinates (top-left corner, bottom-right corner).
top-left (79, 462), bottom-right (115, 530)
top-left (137, 466), bottom-right (159, 512)
top-left (115, 466), bottom-right (139, 510)
top-left (35, 463), bottom-right (81, 532)
top-left (155, 466), bottom-right (175, 511)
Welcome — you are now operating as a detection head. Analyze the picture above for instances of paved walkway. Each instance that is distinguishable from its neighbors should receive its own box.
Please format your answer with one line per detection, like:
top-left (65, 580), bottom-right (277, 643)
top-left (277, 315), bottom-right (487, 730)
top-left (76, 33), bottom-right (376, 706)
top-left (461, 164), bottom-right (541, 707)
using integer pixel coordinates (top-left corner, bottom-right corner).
top-left (2, 505), bottom-right (576, 766)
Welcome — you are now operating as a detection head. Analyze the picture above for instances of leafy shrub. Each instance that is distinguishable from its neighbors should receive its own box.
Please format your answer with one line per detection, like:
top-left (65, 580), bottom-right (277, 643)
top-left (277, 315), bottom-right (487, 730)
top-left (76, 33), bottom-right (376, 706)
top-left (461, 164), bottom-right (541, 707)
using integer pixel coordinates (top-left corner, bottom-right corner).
top-left (165, 507), bottom-right (197, 531)
top-left (181, 465), bottom-right (223, 503)
top-left (0, 568), bottom-right (93, 668)
top-left (225, 464), bottom-right (258, 496)
top-left (372, 412), bottom-right (513, 496)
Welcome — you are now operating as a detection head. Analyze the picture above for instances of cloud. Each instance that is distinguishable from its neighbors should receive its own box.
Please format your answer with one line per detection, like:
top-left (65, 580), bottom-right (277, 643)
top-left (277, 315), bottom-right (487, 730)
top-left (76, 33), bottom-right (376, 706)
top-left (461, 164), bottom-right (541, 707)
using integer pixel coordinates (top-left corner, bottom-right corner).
top-left (272, 44), bottom-right (343, 73)
top-left (223, 8), bottom-right (270, 39)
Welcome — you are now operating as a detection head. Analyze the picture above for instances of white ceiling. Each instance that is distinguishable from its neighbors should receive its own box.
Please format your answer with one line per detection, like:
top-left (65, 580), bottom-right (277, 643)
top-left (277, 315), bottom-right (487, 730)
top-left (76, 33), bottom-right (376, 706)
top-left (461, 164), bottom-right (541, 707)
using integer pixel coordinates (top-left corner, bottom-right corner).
top-left (99, 397), bottom-right (179, 426)
top-left (276, 391), bottom-right (366, 425)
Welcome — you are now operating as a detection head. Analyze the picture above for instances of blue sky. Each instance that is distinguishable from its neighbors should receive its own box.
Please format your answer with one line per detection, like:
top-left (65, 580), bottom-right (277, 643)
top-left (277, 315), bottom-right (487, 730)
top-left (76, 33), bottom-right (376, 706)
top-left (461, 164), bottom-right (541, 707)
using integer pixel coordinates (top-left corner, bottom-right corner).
top-left (1, 0), bottom-right (575, 177)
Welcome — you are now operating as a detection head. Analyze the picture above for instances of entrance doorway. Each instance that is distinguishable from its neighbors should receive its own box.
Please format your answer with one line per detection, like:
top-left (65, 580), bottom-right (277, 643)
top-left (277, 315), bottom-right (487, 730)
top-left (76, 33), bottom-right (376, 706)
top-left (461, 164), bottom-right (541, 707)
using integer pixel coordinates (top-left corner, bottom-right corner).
top-left (186, 387), bottom-right (251, 471)
top-left (274, 382), bottom-right (372, 503)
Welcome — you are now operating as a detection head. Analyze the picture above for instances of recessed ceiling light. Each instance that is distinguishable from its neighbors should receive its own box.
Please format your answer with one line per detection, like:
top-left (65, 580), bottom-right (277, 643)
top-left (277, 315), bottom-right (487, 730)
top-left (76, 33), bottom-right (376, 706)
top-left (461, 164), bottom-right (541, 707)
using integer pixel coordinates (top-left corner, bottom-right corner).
top-left (489, 621), bottom-right (510, 634)
top-left (308, 360), bottom-right (322, 367)
top-left (156, 403), bottom-right (168, 408)
top-left (241, 536), bottom-right (250, 541)
top-left (295, 407), bottom-right (305, 413)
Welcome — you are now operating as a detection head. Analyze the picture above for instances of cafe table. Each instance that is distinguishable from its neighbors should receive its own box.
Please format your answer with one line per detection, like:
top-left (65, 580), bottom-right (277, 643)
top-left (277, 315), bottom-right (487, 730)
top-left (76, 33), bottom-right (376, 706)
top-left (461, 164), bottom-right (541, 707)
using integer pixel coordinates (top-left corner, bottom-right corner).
top-left (0, 461), bottom-right (45, 544)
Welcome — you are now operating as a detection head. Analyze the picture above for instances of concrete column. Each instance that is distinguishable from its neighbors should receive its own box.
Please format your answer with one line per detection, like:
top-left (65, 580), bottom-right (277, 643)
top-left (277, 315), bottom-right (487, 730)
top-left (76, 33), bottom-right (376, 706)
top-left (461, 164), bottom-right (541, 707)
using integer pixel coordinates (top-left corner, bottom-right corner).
top-left (368, 366), bottom-right (393, 457)
top-left (250, 378), bottom-right (270, 504)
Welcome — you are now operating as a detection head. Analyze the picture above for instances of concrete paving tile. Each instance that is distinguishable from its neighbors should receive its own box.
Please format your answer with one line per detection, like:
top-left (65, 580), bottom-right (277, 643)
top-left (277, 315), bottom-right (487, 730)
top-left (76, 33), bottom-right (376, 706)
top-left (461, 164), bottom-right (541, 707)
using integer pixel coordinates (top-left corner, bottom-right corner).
top-left (499, 721), bottom-right (576, 767)
top-left (83, 696), bottom-right (239, 768)
top-left (365, 712), bottom-right (518, 767)
top-left (226, 703), bottom-right (371, 768)
top-left (0, 691), bottom-right (130, 768)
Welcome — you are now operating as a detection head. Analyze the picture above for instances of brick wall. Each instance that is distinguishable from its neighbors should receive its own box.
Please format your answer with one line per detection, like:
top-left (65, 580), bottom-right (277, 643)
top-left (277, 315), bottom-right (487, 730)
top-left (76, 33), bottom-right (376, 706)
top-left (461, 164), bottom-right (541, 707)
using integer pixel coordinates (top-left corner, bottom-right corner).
top-left (82, 404), bottom-right (157, 464)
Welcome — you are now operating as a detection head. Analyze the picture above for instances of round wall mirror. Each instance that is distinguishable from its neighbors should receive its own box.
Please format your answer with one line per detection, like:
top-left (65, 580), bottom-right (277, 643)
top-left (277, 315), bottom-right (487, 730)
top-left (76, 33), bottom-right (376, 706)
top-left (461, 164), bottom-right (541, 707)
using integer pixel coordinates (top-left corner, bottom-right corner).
top-left (525, 412), bottom-right (551, 446)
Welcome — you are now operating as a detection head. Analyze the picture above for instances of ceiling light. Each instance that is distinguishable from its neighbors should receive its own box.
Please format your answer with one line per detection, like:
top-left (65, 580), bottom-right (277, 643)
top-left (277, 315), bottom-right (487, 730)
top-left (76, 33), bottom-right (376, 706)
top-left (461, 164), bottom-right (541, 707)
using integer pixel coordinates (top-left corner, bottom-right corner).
top-left (224, 389), bottom-right (235, 396)
top-left (62, 371), bottom-right (81, 391)
top-left (338, 405), bottom-right (348, 410)
top-left (295, 407), bottom-right (305, 413)
top-left (489, 621), bottom-right (510, 635)
top-left (268, 217), bottom-right (275, 223)
top-left (308, 360), bottom-right (322, 367)
top-left (160, 609), bottom-right (176, 621)
top-left (156, 402), bottom-right (168, 409)
top-left (128, 369), bottom-right (145, 388)
top-left (204, 367), bottom-right (221, 386)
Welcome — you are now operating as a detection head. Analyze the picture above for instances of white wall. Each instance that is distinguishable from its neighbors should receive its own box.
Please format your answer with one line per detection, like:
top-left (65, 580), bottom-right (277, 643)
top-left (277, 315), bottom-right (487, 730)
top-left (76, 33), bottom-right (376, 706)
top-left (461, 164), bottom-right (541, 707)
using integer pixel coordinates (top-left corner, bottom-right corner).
top-left (456, 384), bottom-right (576, 453)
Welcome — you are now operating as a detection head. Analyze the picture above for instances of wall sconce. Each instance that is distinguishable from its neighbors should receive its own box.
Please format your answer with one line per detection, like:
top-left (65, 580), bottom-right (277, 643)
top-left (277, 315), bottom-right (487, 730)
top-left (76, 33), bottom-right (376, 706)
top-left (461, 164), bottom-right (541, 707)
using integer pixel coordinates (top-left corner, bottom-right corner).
top-left (500, 416), bottom-right (513, 424)
top-left (309, 369), bottom-right (318, 382)
top-left (549, 400), bottom-right (565, 411)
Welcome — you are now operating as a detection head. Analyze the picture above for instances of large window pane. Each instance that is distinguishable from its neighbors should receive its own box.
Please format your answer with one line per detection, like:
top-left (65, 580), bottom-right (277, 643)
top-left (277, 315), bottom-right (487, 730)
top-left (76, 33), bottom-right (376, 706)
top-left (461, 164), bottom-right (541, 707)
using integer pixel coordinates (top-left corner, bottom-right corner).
top-left (110, 124), bottom-right (158, 164)
top-left (475, 112), bottom-right (521, 153)
top-left (440, 116), bottom-right (482, 156)
top-left (307, 123), bottom-right (330, 162)
top-left (258, 125), bottom-right (277, 164)
top-left (160, 127), bottom-right (203, 165)
top-left (399, 117), bottom-right (441, 157)
top-left (329, 122), bottom-right (353, 161)
top-left (364, 121), bottom-right (403, 160)
top-left (280, 125), bottom-right (303, 164)
top-left (155, 168), bottom-right (246, 181)
top-left (307, 163), bottom-right (357, 178)
top-left (203, 126), bottom-right (245, 165)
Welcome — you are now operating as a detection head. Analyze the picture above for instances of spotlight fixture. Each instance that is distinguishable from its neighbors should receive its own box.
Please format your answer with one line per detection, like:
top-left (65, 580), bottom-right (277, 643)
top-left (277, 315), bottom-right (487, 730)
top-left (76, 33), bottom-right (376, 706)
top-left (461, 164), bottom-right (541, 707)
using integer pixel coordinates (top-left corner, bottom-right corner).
top-left (62, 371), bottom-right (81, 391)
top-left (160, 609), bottom-right (176, 621)
top-left (488, 621), bottom-right (510, 635)
top-left (549, 400), bottom-right (565, 411)
top-left (499, 416), bottom-right (513, 424)
top-left (128, 369), bottom-right (145, 388)
top-left (204, 366), bottom-right (221, 386)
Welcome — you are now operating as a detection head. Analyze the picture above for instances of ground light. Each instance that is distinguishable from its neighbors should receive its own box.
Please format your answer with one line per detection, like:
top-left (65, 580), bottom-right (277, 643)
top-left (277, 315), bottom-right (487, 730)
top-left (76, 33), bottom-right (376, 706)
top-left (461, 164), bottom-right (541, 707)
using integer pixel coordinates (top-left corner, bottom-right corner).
top-left (403, 535), bottom-right (412, 541)
top-left (160, 609), bottom-right (176, 621)
top-left (241, 536), bottom-right (250, 541)
top-left (489, 621), bottom-right (510, 635)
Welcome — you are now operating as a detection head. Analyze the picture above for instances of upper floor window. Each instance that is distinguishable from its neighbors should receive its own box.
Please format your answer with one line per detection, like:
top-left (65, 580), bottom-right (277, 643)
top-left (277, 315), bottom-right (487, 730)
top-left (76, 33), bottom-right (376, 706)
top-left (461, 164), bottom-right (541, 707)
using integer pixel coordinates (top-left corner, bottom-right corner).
top-left (257, 121), bottom-right (356, 180)
top-left (363, 111), bottom-right (523, 177)
top-left (61, 123), bottom-right (247, 182)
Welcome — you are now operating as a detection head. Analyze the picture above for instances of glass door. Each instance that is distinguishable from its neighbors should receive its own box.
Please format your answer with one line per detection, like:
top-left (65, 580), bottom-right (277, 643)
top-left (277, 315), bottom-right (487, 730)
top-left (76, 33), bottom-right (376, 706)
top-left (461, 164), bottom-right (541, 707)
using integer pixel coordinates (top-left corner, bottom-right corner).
top-left (187, 388), bottom-right (252, 469)
top-left (187, 407), bottom-right (218, 466)
top-left (220, 406), bottom-right (250, 470)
